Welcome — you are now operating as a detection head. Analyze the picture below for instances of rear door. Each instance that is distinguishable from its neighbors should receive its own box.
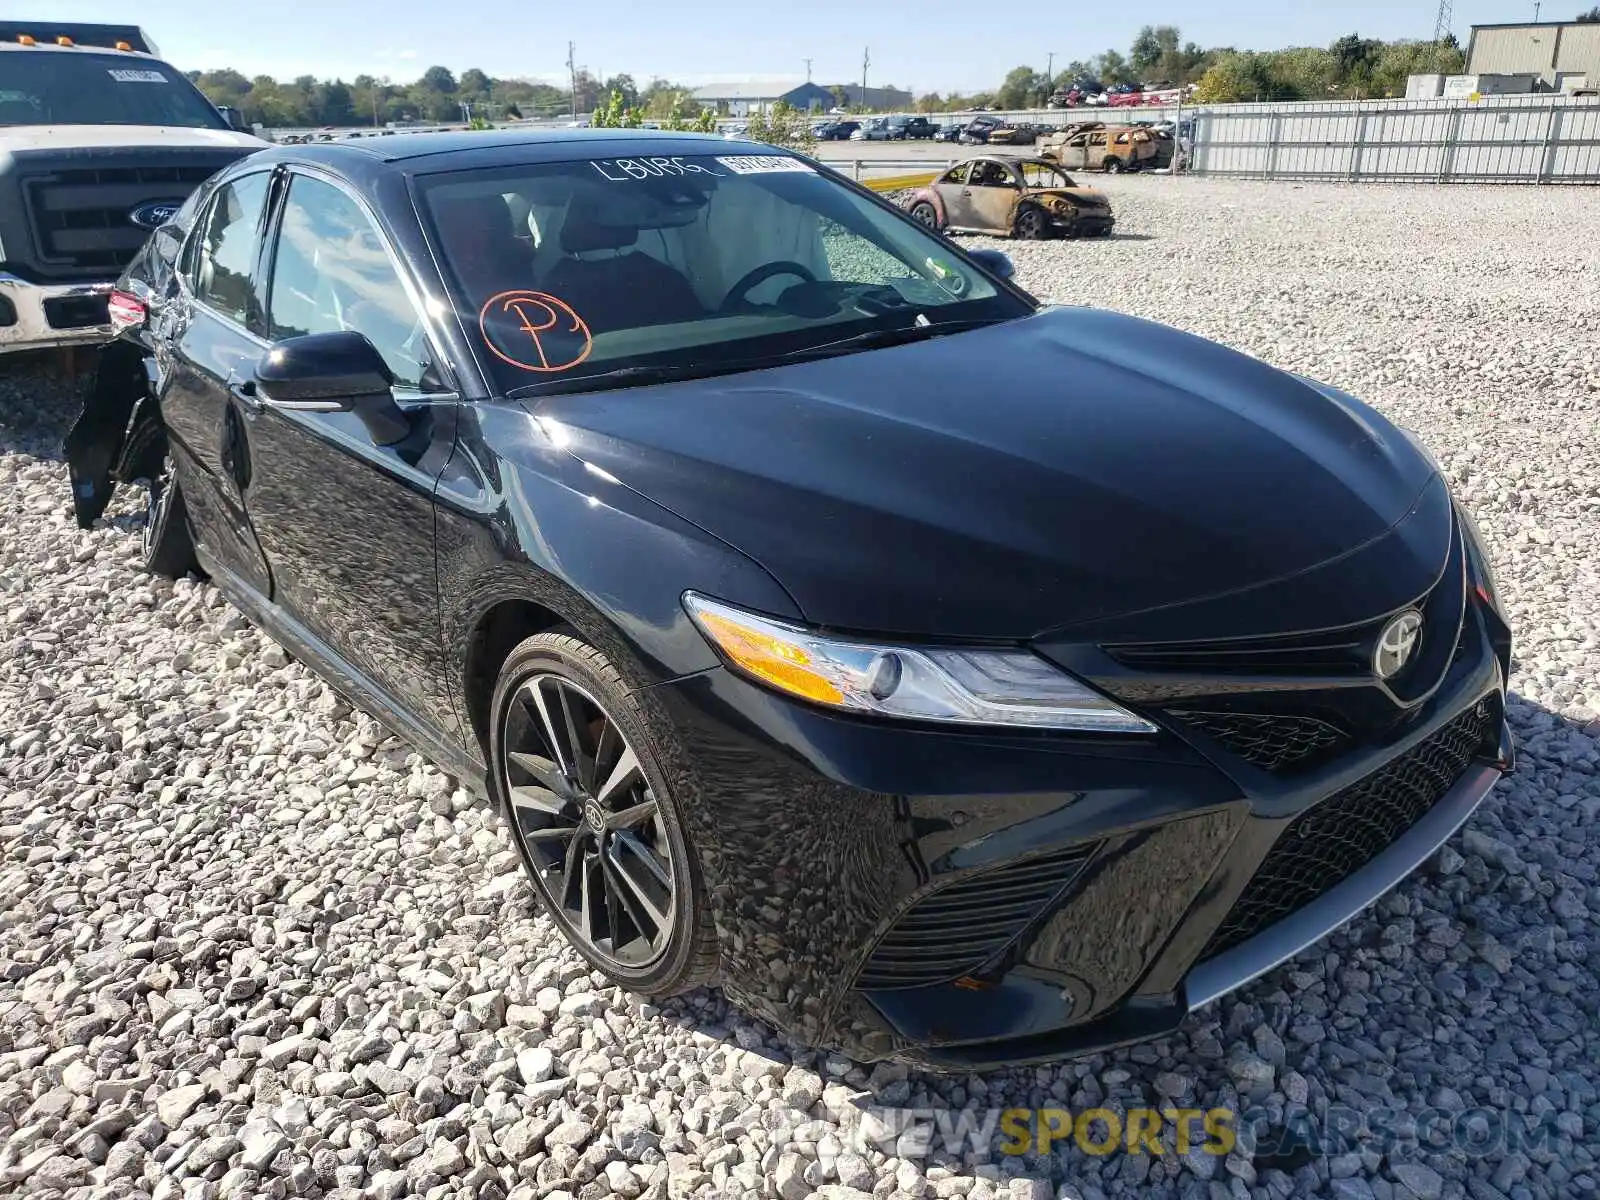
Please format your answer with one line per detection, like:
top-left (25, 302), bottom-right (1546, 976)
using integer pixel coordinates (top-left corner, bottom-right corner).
top-left (160, 169), bottom-right (275, 594)
top-left (234, 167), bottom-right (462, 739)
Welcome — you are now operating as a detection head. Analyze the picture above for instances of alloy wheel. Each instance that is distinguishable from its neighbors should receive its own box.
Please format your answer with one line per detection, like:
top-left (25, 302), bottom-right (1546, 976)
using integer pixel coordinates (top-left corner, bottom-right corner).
top-left (501, 673), bottom-right (678, 969)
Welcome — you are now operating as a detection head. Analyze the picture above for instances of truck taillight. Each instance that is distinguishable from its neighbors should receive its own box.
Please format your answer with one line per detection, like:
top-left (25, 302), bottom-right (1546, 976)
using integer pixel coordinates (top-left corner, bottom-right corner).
top-left (108, 290), bottom-right (147, 334)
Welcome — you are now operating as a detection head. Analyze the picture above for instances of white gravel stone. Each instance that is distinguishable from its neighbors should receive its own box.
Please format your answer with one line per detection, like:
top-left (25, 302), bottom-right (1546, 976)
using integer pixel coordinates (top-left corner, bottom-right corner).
top-left (1, 179), bottom-right (1597, 1200)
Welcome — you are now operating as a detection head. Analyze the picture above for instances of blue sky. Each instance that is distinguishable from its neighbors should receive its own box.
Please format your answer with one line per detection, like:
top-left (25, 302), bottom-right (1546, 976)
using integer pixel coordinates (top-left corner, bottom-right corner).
top-left (45, 1), bottom-right (1537, 94)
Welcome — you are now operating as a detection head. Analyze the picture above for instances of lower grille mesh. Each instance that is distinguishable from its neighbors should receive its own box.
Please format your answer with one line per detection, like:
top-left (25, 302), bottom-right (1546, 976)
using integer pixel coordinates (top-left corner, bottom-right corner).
top-left (1172, 710), bottom-right (1349, 774)
top-left (1200, 698), bottom-right (1498, 962)
top-left (856, 846), bottom-right (1094, 990)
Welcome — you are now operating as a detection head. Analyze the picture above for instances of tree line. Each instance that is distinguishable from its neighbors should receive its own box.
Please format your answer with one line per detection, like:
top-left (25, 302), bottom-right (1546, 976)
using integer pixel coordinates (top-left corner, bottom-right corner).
top-left (195, 11), bottom-right (1600, 128)
top-left (913, 25), bottom-right (1491, 111)
top-left (188, 66), bottom-right (715, 128)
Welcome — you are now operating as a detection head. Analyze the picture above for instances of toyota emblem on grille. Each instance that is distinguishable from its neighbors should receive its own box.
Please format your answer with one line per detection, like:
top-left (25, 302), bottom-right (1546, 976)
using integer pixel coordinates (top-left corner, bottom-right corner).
top-left (128, 201), bottom-right (183, 231)
top-left (1373, 610), bottom-right (1423, 680)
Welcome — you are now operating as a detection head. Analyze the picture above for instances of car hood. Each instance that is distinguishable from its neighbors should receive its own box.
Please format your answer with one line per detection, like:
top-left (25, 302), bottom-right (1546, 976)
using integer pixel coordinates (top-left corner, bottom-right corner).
top-left (0, 125), bottom-right (265, 152)
top-left (531, 306), bottom-right (1443, 640)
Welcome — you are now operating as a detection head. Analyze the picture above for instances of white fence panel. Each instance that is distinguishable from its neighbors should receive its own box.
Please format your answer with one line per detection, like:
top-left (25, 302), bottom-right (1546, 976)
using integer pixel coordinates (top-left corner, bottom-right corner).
top-left (1185, 95), bottom-right (1600, 184)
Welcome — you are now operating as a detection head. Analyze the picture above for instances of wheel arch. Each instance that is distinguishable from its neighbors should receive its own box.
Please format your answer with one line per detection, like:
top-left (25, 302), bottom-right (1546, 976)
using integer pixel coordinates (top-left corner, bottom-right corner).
top-left (906, 187), bottom-right (945, 225)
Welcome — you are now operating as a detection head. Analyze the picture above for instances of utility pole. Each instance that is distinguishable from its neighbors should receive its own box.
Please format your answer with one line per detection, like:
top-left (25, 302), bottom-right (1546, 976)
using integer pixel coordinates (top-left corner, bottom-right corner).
top-left (567, 41), bottom-right (577, 118)
top-left (1532, 0), bottom-right (1541, 18)
top-left (861, 47), bottom-right (870, 111)
top-left (1046, 51), bottom-right (1055, 90)
top-left (1431, 0), bottom-right (1454, 72)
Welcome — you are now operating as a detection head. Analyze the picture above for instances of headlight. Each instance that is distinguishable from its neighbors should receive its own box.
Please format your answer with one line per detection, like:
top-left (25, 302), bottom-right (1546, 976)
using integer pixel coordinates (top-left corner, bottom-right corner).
top-left (683, 593), bottom-right (1157, 734)
top-left (1455, 502), bottom-right (1500, 607)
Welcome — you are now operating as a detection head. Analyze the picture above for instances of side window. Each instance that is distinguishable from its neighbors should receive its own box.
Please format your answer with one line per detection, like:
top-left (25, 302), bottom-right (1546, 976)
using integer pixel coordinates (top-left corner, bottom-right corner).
top-left (938, 164), bottom-right (969, 186)
top-left (189, 173), bottom-right (270, 327)
top-left (266, 174), bottom-right (430, 390)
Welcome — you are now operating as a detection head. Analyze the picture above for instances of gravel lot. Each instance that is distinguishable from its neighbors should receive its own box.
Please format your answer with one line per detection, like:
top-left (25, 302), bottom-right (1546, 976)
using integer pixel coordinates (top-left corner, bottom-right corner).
top-left (2, 179), bottom-right (1598, 1200)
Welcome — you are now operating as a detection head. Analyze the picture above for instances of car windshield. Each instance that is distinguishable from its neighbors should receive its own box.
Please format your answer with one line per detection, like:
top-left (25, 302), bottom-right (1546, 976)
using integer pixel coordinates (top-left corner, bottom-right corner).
top-left (0, 51), bottom-right (227, 128)
top-left (417, 152), bottom-right (1030, 396)
top-left (1019, 162), bottom-right (1077, 188)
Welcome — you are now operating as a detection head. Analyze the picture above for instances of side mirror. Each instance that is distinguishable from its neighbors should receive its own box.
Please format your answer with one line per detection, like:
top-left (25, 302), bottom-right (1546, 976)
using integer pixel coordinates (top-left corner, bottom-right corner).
top-left (218, 105), bottom-right (251, 134)
top-left (968, 248), bottom-right (1015, 281)
top-left (256, 331), bottom-right (410, 446)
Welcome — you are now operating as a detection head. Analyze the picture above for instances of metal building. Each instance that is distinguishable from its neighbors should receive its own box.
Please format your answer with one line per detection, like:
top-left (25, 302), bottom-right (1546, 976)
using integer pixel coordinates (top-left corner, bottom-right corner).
top-left (1466, 21), bottom-right (1600, 91)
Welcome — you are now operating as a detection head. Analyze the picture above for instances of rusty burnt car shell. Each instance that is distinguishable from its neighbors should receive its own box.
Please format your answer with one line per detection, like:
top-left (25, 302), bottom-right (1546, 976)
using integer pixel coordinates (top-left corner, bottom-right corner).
top-left (1040, 123), bottom-right (1160, 173)
top-left (902, 156), bottom-right (1115, 240)
top-left (61, 130), bottom-right (1512, 1071)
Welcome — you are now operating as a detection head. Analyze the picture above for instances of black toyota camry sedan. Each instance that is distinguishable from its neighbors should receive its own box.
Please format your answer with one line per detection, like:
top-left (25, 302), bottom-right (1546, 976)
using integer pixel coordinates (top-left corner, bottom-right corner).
top-left (65, 130), bottom-right (1513, 1069)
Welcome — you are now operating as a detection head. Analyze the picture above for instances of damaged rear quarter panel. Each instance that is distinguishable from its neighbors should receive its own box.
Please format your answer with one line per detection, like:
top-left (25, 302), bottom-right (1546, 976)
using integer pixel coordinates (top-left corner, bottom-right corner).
top-left (61, 179), bottom-right (215, 528)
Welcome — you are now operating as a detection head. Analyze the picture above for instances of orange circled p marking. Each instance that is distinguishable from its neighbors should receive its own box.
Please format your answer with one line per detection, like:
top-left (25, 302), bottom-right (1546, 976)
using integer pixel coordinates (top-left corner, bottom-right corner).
top-left (477, 290), bottom-right (593, 373)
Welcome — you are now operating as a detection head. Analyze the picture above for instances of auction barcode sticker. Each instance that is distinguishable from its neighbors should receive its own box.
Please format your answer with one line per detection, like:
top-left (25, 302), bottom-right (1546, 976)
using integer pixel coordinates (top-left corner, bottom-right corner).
top-left (108, 69), bottom-right (168, 83)
top-left (714, 156), bottom-right (815, 175)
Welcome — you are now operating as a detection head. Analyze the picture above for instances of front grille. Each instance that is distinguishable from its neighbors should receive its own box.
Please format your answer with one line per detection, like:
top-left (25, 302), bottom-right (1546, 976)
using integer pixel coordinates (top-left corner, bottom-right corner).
top-left (22, 163), bottom-right (219, 277)
top-left (1104, 619), bottom-right (1389, 676)
top-left (856, 845), bottom-right (1094, 990)
top-left (1200, 698), bottom-right (1498, 962)
top-left (1172, 710), bottom-right (1350, 774)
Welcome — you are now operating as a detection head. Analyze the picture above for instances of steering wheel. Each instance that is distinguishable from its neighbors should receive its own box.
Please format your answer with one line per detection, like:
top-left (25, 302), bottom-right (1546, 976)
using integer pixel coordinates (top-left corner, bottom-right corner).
top-left (720, 261), bottom-right (818, 312)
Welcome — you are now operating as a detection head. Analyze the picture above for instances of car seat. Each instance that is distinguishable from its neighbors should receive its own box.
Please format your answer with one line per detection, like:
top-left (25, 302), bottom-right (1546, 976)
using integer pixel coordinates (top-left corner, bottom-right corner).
top-left (542, 216), bottom-right (705, 332)
top-left (430, 193), bottom-right (536, 300)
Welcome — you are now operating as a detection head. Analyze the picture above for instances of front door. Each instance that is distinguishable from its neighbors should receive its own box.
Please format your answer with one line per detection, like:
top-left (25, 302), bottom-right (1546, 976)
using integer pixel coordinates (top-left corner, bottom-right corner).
top-left (161, 169), bottom-right (274, 595)
top-left (933, 163), bottom-right (979, 228)
top-left (962, 160), bottom-right (1021, 234)
top-left (234, 168), bottom-right (461, 741)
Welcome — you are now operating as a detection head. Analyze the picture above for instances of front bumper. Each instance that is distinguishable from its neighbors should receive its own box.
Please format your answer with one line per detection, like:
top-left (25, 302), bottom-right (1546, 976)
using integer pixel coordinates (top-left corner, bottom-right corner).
top-left (0, 273), bottom-right (114, 354)
top-left (658, 582), bottom-right (1511, 1069)
top-left (1053, 212), bottom-right (1115, 237)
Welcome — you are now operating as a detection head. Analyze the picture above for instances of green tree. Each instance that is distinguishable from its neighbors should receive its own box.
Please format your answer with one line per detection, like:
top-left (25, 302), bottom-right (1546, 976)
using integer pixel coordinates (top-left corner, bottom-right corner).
top-left (420, 66), bottom-right (457, 94)
top-left (1096, 50), bottom-right (1131, 86)
top-left (589, 89), bottom-right (643, 128)
top-left (1578, 7), bottom-right (1600, 20)
top-left (997, 65), bottom-right (1043, 109)
top-left (744, 101), bottom-right (815, 152)
top-left (601, 74), bottom-right (640, 110)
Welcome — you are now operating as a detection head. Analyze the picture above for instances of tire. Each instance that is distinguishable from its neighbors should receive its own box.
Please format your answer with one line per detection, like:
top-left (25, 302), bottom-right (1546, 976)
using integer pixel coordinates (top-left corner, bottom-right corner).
top-left (489, 630), bottom-right (717, 996)
top-left (908, 201), bottom-right (940, 230)
top-left (1104, 158), bottom-right (1124, 174)
top-left (1014, 205), bottom-right (1049, 240)
top-left (141, 454), bottom-right (197, 579)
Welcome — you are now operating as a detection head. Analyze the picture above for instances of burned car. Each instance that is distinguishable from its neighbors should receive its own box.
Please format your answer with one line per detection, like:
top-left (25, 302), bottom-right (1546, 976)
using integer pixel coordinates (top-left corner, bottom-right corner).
top-left (65, 130), bottom-right (1511, 1070)
top-left (901, 156), bottom-right (1115, 239)
top-left (1039, 122), bottom-right (1160, 173)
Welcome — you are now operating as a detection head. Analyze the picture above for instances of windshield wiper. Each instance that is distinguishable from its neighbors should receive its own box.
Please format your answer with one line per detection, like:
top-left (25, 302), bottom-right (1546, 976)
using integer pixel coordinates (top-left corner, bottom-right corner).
top-left (782, 316), bottom-right (1011, 361)
top-left (507, 317), bottom-right (1014, 399)
top-left (508, 358), bottom-right (789, 398)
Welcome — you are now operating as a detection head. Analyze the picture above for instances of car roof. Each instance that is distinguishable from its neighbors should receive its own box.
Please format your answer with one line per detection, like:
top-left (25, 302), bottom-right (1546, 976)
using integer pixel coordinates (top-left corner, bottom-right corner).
top-left (241, 128), bottom-right (801, 184)
top-left (278, 127), bottom-right (744, 167)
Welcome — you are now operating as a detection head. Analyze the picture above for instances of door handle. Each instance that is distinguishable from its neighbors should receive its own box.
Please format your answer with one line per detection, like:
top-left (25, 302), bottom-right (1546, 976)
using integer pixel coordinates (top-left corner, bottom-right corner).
top-left (960, 189), bottom-right (972, 196)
